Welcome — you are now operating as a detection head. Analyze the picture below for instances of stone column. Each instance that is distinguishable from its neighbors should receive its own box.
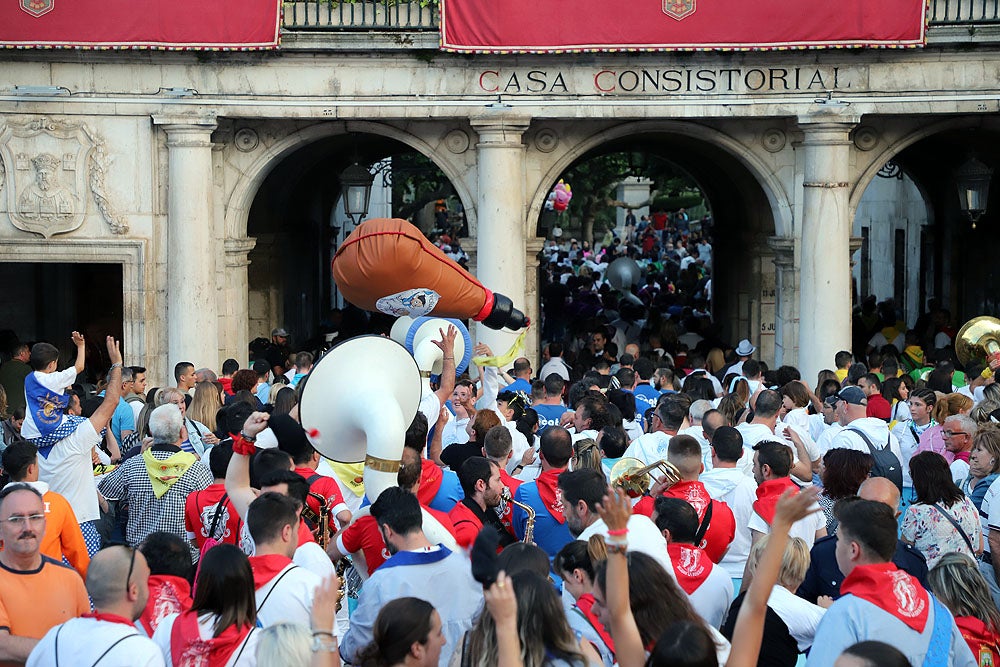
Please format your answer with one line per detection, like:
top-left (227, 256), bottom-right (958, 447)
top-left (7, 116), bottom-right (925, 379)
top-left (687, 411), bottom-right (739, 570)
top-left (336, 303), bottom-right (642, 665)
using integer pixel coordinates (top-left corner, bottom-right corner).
top-left (524, 237), bottom-right (545, 369)
top-left (153, 114), bottom-right (220, 370)
top-left (767, 236), bottom-right (798, 368)
top-left (225, 237), bottom-right (257, 367)
top-left (797, 117), bottom-right (858, 383)
top-left (470, 115), bottom-right (531, 361)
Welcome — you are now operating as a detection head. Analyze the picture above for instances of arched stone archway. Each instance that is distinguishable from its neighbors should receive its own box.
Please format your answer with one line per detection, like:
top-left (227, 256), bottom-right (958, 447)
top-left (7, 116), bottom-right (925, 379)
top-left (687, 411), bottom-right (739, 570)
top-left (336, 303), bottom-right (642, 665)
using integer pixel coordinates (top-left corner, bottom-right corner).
top-left (219, 119), bottom-right (479, 359)
top-left (525, 119), bottom-right (794, 364)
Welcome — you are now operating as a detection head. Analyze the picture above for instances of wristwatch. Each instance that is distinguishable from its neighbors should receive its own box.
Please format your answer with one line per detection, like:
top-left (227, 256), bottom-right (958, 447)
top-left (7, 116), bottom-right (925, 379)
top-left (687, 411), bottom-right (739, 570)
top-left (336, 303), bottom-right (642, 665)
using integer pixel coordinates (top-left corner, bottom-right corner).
top-left (239, 431), bottom-right (257, 443)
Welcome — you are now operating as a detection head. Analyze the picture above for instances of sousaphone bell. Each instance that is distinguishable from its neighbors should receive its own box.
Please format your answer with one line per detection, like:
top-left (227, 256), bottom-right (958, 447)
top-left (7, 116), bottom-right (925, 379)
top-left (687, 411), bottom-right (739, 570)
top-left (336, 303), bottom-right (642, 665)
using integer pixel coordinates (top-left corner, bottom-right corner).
top-left (956, 316), bottom-right (1000, 371)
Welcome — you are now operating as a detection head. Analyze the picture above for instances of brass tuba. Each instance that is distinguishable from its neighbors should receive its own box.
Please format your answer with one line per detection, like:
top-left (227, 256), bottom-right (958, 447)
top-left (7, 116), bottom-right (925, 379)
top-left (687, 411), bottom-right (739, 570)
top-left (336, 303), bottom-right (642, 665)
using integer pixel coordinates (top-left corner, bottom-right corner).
top-left (956, 316), bottom-right (1000, 372)
top-left (610, 457), bottom-right (681, 498)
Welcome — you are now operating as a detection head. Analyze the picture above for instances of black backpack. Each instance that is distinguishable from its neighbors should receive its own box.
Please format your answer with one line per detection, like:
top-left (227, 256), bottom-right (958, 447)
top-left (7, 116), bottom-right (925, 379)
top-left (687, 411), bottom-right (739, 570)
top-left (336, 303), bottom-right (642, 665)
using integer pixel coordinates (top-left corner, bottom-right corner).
top-left (847, 427), bottom-right (903, 493)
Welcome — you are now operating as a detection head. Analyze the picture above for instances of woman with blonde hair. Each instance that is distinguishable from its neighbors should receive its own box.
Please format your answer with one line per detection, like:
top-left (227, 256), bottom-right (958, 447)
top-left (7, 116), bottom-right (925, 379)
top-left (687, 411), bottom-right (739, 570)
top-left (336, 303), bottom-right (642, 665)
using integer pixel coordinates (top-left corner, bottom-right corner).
top-left (157, 386), bottom-right (218, 455)
top-left (917, 391), bottom-right (972, 464)
top-left (722, 535), bottom-right (827, 665)
top-left (571, 438), bottom-right (603, 473)
top-left (188, 381), bottom-right (222, 433)
top-left (927, 553), bottom-right (1000, 663)
top-left (971, 382), bottom-right (1000, 424)
top-left (706, 348), bottom-right (726, 376)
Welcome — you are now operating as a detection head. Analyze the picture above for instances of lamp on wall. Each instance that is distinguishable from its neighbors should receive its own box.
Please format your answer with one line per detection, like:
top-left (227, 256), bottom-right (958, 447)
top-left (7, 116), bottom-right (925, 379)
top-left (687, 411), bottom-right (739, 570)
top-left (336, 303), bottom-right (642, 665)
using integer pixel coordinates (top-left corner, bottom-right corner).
top-left (956, 155), bottom-right (993, 229)
top-left (340, 162), bottom-right (375, 226)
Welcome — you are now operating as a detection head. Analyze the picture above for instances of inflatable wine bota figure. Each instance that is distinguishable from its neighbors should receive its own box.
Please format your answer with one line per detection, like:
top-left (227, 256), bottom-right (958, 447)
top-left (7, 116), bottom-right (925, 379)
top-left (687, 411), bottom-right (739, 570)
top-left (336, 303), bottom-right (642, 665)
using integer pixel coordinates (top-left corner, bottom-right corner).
top-left (332, 218), bottom-right (529, 330)
top-left (298, 335), bottom-right (458, 551)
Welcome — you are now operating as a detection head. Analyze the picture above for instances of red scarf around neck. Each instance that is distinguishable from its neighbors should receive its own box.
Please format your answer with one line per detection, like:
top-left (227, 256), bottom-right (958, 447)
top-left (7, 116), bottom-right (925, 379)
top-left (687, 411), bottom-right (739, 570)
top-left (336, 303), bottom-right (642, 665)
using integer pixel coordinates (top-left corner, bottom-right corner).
top-left (577, 593), bottom-right (615, 651)
top-left (170, 610), bottom-right (252, 667)
top-left (954, 450), bottom-right (971, 463)
top-left (535, 468), bottom-right (567, 523)
top-left (249, 553), bottom-right (294, 590)
top-left (81, 612), bottom-right (135, 627)
top-left (752, 478), bottom-right (800, 525)
top-left (140, 574), bottom-right (193, 636)
top-left (667, 543), bottom-right (714, 595)
top-left (418, 459), bottom-right (444, 506)
top-left (840, 562), bottom-right (930, 632)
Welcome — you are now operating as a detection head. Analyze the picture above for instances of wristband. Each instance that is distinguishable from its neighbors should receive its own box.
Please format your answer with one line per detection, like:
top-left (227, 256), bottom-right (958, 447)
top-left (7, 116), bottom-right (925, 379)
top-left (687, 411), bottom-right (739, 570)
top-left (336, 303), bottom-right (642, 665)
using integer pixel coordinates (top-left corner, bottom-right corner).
top-left (311, 635), bottom-right (338, 653)
top-left (605, 542), bottom-right (628, 555)
top-left (110, 363), bottom-right (123, 370)
top-left (232, 433), bottom-right (257, 456)
top-left (312, 631), bottom-right (335, 638)
top-left (607, 528), bottom-right (629, 537)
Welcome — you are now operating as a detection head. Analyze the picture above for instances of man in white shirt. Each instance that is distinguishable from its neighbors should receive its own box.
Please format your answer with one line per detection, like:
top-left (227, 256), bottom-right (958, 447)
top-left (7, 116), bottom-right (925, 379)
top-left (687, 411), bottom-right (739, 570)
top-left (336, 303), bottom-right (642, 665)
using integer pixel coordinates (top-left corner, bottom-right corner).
top-left (679, 400), bottom-right (714, 471)
top-left (943, 414), bottom-right (977, 485)
top-left (623, 396), bottom-right (686, 465)
top-left (29, 545), bottom-right (164, 667)
top-left (701, 426), bottom-right (757, 585)
top-left (652, 496), bottom-right (733, 628)
top-left (558, 468), bottom-right (672, 574)
top-left (539, 343), bottom-right (571, 382)
top-left (570, 394), bottom-right (610, 443)
top-left (735, 390), bottom-right (813, 482)
top-left (744, 440), bottom-right (825, 587)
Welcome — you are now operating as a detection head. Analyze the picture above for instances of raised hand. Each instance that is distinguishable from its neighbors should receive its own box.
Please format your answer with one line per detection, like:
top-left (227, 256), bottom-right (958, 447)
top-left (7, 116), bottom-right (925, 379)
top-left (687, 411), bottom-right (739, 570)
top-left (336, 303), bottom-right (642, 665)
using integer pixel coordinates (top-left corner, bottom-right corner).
top-left (484, 570), bottom-right (517, 625)
top-left (432, 325), bottom-right (459, 356)
top-left (105, 336), bottom-right (123, 365)
top-left (242, 411), bottom-right (270, 438)
top-left (71, 331), bottom-right (85, 347)
top-left (310, 573), bottom-right (343, 636)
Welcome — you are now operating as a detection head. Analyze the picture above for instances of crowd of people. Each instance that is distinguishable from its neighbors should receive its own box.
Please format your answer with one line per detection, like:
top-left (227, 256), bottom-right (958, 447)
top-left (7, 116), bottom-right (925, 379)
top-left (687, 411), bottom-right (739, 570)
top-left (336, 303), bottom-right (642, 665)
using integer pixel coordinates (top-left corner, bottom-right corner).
top-left (0, 266), bottom-right (997, 667)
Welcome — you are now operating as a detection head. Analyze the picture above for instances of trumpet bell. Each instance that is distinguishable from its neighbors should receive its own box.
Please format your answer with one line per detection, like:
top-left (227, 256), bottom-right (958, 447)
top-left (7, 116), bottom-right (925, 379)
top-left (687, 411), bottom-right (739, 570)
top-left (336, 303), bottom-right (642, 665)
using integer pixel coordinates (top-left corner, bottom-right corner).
top-left (609, 457), bottom-right (681, 499)
top-left (956, 316), bottom-right (1000, 367)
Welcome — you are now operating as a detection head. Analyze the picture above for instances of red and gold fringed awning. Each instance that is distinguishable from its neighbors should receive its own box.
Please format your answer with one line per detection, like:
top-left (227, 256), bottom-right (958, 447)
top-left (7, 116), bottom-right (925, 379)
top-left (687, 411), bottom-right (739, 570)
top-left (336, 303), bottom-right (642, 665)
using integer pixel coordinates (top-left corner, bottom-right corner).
top-left (1, 0), bottom-right (281, 50)
top-left (440, 0), bottom-right (928, 53)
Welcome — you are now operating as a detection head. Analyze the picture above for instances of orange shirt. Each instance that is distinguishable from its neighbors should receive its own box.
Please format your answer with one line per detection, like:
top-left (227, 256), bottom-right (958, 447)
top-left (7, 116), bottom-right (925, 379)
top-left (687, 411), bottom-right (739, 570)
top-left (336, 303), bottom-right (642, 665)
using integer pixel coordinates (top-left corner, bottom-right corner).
top-left (0, 556), bottom-right (89, 666)
top-left (39, 490), bottom-right (90, 579)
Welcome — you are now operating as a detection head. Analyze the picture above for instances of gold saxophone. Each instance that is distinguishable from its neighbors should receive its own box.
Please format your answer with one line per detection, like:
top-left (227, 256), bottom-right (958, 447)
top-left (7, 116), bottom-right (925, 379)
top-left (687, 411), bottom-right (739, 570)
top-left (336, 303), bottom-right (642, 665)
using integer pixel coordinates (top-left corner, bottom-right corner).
top-left (503, 487), bottom-right (536, 545)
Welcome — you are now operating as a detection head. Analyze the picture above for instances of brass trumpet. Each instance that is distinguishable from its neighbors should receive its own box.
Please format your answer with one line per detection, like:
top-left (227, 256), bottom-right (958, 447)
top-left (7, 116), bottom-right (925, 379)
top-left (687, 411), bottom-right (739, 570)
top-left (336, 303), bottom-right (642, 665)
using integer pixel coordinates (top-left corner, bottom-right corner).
top-left (610, 457), bottom-right (681, 498)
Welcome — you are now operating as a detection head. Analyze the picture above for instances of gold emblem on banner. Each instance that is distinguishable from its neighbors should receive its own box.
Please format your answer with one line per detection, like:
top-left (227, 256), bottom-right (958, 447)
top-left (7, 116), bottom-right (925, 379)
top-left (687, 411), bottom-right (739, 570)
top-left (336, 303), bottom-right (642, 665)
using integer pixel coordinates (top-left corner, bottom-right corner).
top-left (20, 0), bottom-right (54, 18)
top-left (662, 0), bottom-right (696, 20)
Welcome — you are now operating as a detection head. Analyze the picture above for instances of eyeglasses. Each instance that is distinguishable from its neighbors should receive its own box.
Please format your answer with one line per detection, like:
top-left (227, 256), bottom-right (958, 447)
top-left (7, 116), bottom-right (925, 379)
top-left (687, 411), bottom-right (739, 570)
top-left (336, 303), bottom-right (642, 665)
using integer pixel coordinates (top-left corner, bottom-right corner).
top-left (125, 546), bottom-right (136, 591)
top-left (943, 430), bottom-right (969, 438)
top-left (4, 514), bottom-right (44, 526)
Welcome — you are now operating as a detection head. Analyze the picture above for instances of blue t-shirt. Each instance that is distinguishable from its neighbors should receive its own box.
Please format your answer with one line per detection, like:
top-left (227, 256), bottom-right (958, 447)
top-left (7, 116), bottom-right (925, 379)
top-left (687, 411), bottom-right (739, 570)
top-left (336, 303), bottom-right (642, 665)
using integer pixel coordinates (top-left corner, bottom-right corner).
top-left (503, 378), bottom-right (532, 396)
top-left (632, 384), bottom-right (661, 415)
top-left (534, 404), bottom-right (570, 433)
top-left (513, 480), bottom-right (573, 559)
top-left (428, 469), bottom-right (465, 513)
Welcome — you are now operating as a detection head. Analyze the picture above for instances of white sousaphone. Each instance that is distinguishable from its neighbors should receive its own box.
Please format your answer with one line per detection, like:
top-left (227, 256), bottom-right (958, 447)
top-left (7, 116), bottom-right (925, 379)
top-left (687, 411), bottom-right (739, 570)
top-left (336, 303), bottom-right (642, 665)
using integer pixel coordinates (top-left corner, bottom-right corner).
top-left (390, 315), bottom-right (472, 400)
top-left (298, 334), bottom-right (458, 551)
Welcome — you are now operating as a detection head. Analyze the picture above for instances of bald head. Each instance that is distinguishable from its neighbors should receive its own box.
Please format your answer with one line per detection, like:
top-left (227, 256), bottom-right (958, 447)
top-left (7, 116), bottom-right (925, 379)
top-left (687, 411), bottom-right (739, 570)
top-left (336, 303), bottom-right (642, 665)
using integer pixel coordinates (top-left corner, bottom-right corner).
top-left (858, 477), bottom-right (901, 517)
top-left (87, 546), bottom-right (147, 610)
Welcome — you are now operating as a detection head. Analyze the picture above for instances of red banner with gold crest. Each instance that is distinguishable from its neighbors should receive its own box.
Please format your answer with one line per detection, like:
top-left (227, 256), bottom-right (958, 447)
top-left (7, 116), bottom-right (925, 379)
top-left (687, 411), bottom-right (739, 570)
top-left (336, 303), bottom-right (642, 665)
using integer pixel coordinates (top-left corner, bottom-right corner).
top-left (1, 0), bottom-right (281, 49)
top-left (440, 0), bottom-right (927, 53)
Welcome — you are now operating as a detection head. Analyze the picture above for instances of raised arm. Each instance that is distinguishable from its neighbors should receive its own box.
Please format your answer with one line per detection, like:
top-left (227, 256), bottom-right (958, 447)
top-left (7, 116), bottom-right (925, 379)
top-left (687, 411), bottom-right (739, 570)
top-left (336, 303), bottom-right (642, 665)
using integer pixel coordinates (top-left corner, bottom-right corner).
top-left (726, 487), bottom-right (821, 667)
top-left (595, 488), bottom-right (645, 667)
top-left (484, 571), bottom-right (524, 667)
top-left (71, 330), bottom-right (86, 374)
top-left (88, 336), bottom-right (123, 434)
top-left (432, 325), bottom-right (458, 405)
top-left (225, 411), bottom-right (269, 520)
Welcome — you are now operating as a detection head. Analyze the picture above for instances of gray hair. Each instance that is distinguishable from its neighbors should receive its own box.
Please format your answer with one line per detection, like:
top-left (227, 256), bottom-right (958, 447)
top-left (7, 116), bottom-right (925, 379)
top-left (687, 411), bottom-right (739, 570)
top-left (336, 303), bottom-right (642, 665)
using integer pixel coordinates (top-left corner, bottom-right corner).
top-left (945, 414), bottom-right (978, 438)
top-left (255, 623), bottom-right (312, 667)
top-left (149, 404), bottom-right (184, 445)
top-left (689, 399), bottom-right (713, 423)
top-left (106, 366), bottom-right (134, 384)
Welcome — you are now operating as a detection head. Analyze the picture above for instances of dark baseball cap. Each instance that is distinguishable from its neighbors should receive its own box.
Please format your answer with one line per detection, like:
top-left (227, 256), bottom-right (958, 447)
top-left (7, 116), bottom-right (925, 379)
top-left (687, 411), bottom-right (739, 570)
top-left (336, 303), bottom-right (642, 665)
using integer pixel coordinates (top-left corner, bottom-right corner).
top-left (830, 385), bottom-right (868, 406)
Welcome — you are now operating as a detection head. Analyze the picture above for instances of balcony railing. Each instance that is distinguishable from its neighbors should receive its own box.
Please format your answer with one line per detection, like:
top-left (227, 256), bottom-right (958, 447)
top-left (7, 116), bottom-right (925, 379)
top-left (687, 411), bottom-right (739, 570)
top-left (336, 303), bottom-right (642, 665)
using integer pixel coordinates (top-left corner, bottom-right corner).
top-left (283, 1), bottom-right (438, 30)
top-left (929, 0), bottom-right (1000, 23)
top-left (281, 0), bottom-right (998, 32)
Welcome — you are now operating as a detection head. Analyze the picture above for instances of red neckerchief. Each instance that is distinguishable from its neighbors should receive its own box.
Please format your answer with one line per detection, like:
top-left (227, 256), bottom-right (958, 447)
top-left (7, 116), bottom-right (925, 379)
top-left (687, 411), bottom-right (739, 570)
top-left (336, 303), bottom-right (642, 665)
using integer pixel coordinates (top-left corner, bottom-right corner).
top-left (249, 553), bottom-right (294, 590)
top-left (955, 616), bottom-right (1000, 664)
top-left (954, 450), bottom-right (971, 463)
top-left (170, 610), bottom-right (252, 667)
top-left (140, 574), bottom-right (193, 636)
top-left (418, 459), bottom-right (444, 506)
top-left (752, 478), bottom-right (800, 525)
top-left (840, 562), bottom-right (930, 632)
top-left (535, 468), bottom-right (567, 523)
top-left (577, 593), bottom-right (615, 652)
top-left (81, 612), bottom-right (135, 627)
top-left (664, 480), bottom-right (711, 517)
top-left (297, 519), bottom-right (315, 546)
top-left (667, 543), bottom-right (714, 595)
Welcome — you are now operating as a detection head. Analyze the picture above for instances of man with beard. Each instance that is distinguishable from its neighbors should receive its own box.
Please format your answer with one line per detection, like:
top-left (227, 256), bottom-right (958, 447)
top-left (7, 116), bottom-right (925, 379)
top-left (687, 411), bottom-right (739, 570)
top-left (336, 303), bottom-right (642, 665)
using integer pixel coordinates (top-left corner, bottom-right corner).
top-left (0, 484), bottom-right (89, 664)
top-left (448, 456), bottom-right (514, 549)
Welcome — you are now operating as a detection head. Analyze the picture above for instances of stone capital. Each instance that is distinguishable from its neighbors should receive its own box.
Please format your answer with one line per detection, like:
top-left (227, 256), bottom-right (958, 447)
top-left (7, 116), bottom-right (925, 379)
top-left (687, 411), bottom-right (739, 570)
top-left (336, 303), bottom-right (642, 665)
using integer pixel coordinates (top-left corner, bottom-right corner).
top-left (225, 237), bottom-right (257, 268)
top-left (767, 236), bottom-right (795, 269)
top-left (153, 113), bottom-right (218, 148)
top-left (795, 113), bottom-right (860, 146)
top-left (470, 113), bottom-right (531, 146)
